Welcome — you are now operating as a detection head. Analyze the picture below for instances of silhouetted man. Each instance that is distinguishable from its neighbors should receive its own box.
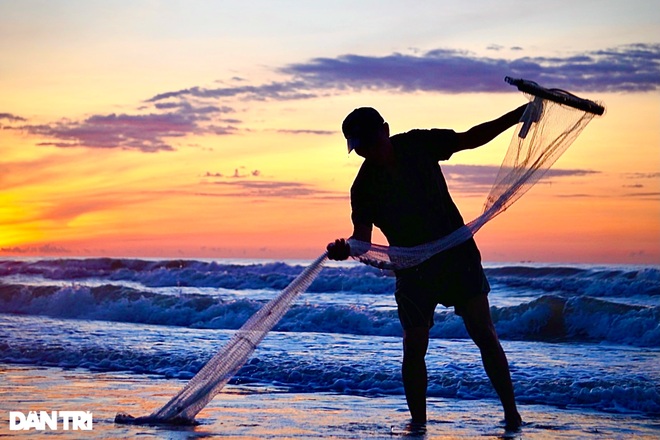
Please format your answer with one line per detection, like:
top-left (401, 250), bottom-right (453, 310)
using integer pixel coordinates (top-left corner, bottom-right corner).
top-left (327, 104), bottom-right (527, 431)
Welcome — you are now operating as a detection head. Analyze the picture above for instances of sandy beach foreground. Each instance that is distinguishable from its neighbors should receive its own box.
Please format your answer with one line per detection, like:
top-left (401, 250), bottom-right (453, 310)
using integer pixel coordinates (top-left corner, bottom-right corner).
top-left (1, 364), bottom-right (658, 439)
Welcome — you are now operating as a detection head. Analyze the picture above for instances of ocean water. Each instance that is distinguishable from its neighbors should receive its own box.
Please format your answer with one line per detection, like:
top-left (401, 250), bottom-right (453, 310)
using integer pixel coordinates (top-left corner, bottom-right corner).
top-left (1, 257), bottom-right (659, 436)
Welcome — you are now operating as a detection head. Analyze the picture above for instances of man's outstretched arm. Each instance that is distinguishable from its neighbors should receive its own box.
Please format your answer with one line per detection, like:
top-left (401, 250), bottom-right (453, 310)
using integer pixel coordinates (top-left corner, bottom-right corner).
top-left (455, 104), bottom-right (528, 152)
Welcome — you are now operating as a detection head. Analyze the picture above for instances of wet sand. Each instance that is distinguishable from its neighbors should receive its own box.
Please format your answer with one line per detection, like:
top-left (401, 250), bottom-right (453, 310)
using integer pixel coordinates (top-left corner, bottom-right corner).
top-left (1, 364), bottom-right (658, 439)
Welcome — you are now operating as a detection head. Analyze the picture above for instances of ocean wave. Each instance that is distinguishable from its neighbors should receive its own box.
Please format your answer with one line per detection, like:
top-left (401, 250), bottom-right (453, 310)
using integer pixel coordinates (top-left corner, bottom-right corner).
top-left (1, 283), bottom-right (658, 347)
top-left (492, 295), bottom-right (660, 347)
top-left (1, 315), bottom-right (657, 416)
top-left (1, 258), bottom-right (658, 299)
top-left (0, 258), bottom-right (394, 294)
top-left (487, 265), bottom-right (660, 298)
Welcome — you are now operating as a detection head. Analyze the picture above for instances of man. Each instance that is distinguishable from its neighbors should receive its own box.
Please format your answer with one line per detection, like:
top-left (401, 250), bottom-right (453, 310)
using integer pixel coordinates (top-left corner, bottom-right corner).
top-left (326, 104), bottom-right (527, 431)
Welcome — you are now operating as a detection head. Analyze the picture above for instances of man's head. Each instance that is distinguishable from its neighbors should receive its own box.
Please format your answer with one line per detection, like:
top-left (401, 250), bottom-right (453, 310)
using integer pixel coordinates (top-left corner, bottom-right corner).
top-left (342, 107), bottom-right (387, 154)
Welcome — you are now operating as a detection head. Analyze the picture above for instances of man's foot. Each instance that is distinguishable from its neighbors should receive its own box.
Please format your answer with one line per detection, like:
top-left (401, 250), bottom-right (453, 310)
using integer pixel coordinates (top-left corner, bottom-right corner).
top-left (391, 421), bottom-right (427, 436)
top-left (504, 413), bottom-right (523, 432)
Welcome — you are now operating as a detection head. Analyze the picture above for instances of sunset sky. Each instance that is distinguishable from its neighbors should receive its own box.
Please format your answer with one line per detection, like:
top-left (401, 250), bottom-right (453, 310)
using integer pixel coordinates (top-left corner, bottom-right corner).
top-left (1, 0), bottom-right (658, 264)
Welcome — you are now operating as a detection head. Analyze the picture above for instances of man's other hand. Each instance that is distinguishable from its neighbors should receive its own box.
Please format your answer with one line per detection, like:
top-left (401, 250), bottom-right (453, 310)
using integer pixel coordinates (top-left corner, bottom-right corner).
top-left (327, 238), bottom-right (351, 260)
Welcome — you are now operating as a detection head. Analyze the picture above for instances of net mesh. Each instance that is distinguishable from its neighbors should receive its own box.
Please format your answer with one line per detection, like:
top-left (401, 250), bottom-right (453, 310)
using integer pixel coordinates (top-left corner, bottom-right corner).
top-left (124, 253), bottom-right (328, 423)
top-left (350, 87), bottom-right (601, 270)
top-left (116, 78), bottom-right (603, 424)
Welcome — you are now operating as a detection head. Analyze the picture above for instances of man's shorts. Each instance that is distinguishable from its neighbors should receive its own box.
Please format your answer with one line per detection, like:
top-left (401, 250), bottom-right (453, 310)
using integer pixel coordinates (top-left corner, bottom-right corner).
top-left (394, 239), bottom-right (490, 330)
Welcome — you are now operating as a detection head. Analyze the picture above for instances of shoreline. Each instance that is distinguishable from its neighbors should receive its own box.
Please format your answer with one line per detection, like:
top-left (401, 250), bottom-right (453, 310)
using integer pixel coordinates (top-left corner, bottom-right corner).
top-left (2, 364), bottom-right (659, 439)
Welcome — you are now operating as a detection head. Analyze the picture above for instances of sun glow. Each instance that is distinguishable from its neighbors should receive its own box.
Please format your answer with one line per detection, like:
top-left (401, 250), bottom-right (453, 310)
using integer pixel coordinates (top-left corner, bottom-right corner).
top-left (1, 2), bottom-right (657, 263)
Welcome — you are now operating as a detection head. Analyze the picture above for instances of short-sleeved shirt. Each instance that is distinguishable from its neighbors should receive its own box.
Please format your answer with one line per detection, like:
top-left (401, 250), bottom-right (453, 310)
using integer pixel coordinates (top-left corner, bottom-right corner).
top-left (350, 129), bottom-right (489, 326)
top-left (351, 128), bottom-right (466, 247)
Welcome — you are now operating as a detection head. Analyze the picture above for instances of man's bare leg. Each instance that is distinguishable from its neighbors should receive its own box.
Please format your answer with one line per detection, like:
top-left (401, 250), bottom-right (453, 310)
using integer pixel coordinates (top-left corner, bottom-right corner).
top-left (401, 326), bottom-right (430, 424)
top-left (459, 295), bottom-right (522, 430)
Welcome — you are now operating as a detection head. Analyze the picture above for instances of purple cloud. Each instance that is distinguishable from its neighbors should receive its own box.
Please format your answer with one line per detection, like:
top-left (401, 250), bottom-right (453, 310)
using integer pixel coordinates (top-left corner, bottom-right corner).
top-left (19, 103), bottom-right (239, 153)
top-left (10, 43), bottom-right (658, 153)
top-left (0, 113), bottom-right (27, 123)
top-left (200, 171), bottom-right (345, 199)
top-left (143, 44), bottom-right (657, 120)
top-left (443, 164), bottom-right (599, 194)
top-left (274, 129), bottom-right (335, 135)
top-left (146, 80), bottom-right (315, 103)
top-left (201, 180), bottom-right (345, 199)
top-left (624, 172), bottom-right (660, 179)
top-left (283, 43), bottom-right (660, 93)
top-left (23, 112), bottom-right (199, 152)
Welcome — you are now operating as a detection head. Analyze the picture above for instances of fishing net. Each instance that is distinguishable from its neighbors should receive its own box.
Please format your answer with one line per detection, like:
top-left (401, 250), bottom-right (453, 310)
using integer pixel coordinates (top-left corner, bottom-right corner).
top-left (350, 77), bottom-right (605, 270)
top-left (115, 252), bottom-right (328, 424)
top-left (115, 77), bottom-right (603, 425)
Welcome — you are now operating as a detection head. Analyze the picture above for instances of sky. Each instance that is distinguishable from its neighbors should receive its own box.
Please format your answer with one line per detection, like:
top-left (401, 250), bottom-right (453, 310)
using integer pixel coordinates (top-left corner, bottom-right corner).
top-left (1, 0), bottom-right (659, 264)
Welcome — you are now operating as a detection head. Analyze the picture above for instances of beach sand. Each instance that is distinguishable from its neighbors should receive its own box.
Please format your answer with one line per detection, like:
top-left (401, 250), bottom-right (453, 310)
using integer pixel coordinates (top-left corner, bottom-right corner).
top-left (1, 364), bottom-right (658, 439)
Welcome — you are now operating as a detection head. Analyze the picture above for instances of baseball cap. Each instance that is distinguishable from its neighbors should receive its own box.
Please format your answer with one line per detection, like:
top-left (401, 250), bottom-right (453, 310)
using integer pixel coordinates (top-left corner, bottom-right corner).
top-left (342, 107), bottom-right (385, 153)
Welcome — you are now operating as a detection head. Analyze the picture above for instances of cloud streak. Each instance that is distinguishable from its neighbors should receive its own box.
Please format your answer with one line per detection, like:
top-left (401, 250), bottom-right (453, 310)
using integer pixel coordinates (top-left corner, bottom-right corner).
top-left (146, 44), bottom-right (659, 108)
top-left (283, 43), bottom-right (660, 93)
top-left (146, 80), bottom-right (315, 103)
top-left (18, 105), bottom-right (241, 153)
top-left (26, 113), bottom-right (193, 152)
top-left (198, 180), bottom-right (345, 200)
top-left (200, 171), bottom-right (344, 199)
top-left (443, 164), bottom-right (600, 194)
top-left (0, 113), bottom-right (27, 123)
top-left (208, 180), bottom-right (330, 198)
top-left (11, 43), bottom-right (658, 153)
